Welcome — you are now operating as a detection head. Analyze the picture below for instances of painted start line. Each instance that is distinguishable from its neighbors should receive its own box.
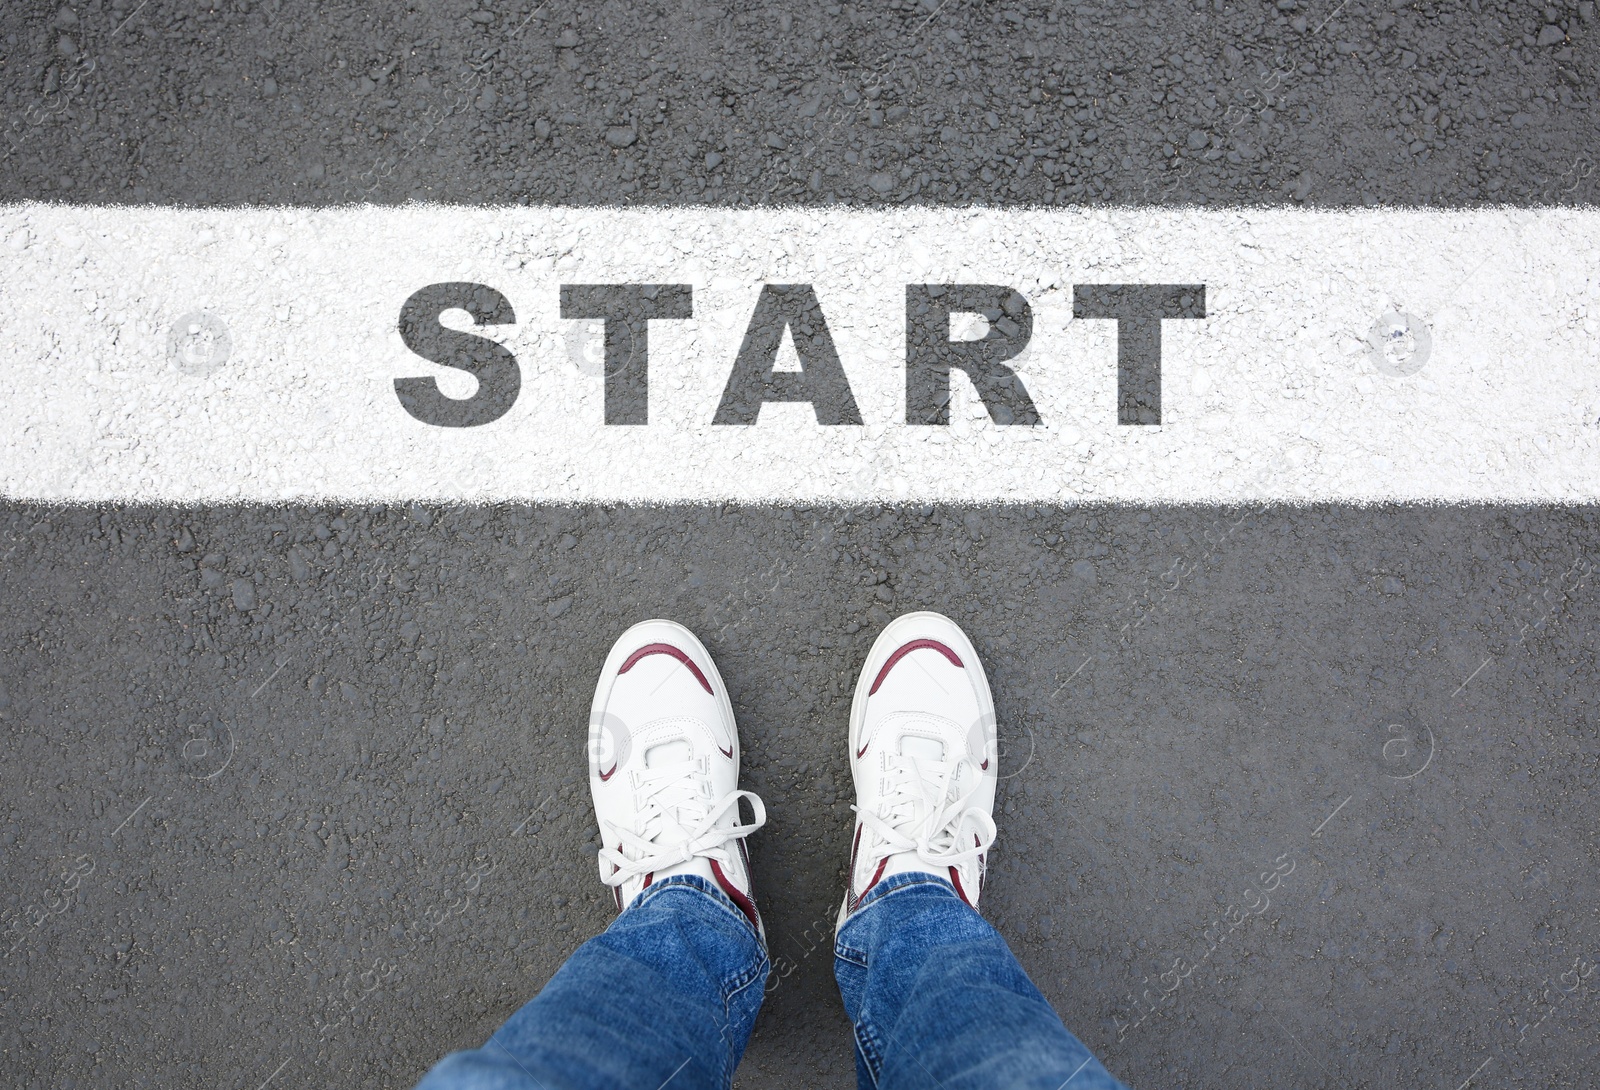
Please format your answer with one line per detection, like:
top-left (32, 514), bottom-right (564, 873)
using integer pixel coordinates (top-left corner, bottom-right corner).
top-left (1, 204), bottom-right (1597, 504)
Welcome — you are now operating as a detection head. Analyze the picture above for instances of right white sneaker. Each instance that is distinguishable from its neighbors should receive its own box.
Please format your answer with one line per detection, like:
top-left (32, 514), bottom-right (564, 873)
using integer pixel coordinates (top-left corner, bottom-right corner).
top-left (839, 611), bottom-right (998, 929)
top-left (588, 620), bottom-right (766, 937)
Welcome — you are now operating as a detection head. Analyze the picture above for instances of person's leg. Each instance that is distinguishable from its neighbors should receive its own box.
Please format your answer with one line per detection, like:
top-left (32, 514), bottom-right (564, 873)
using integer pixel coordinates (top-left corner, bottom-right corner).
top-left (418, 875), bottom-right (766, 1090)
top-left (834, 873), bottom-right (1125, 1090)
top-left (835, 612), bottom-right (1130, 1090)
top-left (416, 620), bottom-right (770, 1090)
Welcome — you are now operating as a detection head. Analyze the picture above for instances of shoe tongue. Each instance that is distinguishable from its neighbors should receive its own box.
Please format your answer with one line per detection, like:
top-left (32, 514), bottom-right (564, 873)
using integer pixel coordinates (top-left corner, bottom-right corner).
top-left (884, 711), bottom-right (955, 763)
top-left (899, 735), bottom-right (944, 762)
top-left (645, 740), bottom-right (693, 768)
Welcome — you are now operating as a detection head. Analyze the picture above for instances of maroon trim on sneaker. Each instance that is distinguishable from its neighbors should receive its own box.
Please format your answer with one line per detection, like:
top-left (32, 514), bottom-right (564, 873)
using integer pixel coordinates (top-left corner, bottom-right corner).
top-left (867, 639), bottom-right (964, 696)
top-left (618, 643), bottom-right (714, 694)
top-left (643, 872), bottom-right (653, 888)
top-left (718, 744), bottom-right (734, 759)
top-left (949, 866), bottom-right (972, 905)
top-left (857, 856), bottom-right (889, 909)
top-left (599, 762), bottom-right (619, 781)
top-left (613, 886), bottom-right (623, 911)
top-left (846, 824), bottom-right (864, 903)
top-left (711, 858), bottom-right (760, 930)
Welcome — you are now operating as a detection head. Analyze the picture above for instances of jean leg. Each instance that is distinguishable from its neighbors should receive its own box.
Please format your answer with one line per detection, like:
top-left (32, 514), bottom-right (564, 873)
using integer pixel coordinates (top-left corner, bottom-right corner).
top-left (416, 875), bottom-right (768, 1090)
top-left (833, 873), bottom-right (1129, 1090)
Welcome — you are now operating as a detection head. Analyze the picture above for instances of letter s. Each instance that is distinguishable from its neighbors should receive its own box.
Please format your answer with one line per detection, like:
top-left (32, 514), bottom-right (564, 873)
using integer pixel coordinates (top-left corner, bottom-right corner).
top-left (395, 282), bottom-right (520, 427)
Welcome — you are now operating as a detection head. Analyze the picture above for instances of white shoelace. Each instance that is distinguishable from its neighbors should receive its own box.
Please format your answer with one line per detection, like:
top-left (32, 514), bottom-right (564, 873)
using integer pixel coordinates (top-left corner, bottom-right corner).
top-left (856, 751), bottom-right (996, 868)
top-left (597, 758), bottom-right (766, 887)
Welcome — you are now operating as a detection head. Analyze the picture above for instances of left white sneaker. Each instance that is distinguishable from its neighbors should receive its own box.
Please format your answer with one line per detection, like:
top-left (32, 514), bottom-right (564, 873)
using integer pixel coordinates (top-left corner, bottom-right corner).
top-left (840, 611), bottom-right (998, 929)
top-left (588, 619), bottom-right (766, 936)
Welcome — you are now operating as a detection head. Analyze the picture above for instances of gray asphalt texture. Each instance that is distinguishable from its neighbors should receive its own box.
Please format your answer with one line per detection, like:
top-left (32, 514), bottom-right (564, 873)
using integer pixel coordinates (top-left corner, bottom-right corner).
top-left (0, 0), bottom-right (1595, 206)
top-left (2, 1), bottom-right (1599, 1089)
top-left (4, 504), bottom-right (1599, 1089)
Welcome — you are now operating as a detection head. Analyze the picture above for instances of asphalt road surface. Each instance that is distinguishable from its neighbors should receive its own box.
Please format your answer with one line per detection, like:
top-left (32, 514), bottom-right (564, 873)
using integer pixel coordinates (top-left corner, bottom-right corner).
top-left (2, 2), bottom-right (1598, 1089)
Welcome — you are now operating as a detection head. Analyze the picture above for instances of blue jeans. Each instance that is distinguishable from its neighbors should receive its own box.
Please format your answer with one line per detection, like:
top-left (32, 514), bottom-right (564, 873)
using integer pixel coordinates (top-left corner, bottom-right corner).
top-left (416, 872), bottom-right (1129, 1090)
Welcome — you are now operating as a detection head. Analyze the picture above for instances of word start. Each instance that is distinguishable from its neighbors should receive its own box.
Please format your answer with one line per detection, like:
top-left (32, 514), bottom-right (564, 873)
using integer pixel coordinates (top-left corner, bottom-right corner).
top-left (395, 281), bottom-right (1207, 428)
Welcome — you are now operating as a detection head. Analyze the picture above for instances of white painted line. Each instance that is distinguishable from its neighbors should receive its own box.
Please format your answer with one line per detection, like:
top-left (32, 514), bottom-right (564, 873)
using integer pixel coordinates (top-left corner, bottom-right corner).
top-left (2, 204), bottom-right (1598, 503)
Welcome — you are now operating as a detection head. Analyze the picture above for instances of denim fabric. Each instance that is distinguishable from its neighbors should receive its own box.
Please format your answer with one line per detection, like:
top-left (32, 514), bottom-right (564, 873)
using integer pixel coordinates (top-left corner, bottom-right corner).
top-left (414, 875), bottom-right (767, 1090)
top-left (415, 871), bottom-right (1129, 1090)
top-left (834, 872), bottom-right (1130, 1090)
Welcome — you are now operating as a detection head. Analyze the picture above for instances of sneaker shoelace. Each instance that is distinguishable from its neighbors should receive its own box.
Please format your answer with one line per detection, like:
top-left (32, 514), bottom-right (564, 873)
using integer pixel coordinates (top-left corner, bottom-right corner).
top-left (856, 749), bottom-right (996, 869)
top-left (597, 758), bottom-right (766, 887)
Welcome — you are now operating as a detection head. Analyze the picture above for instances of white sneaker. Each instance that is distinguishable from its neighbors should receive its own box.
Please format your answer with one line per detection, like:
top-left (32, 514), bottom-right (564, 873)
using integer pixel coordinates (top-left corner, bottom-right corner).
top-left (588, 620), bottom-right (766, 936)
top-left (840, 611), bottom-right (998, 928)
